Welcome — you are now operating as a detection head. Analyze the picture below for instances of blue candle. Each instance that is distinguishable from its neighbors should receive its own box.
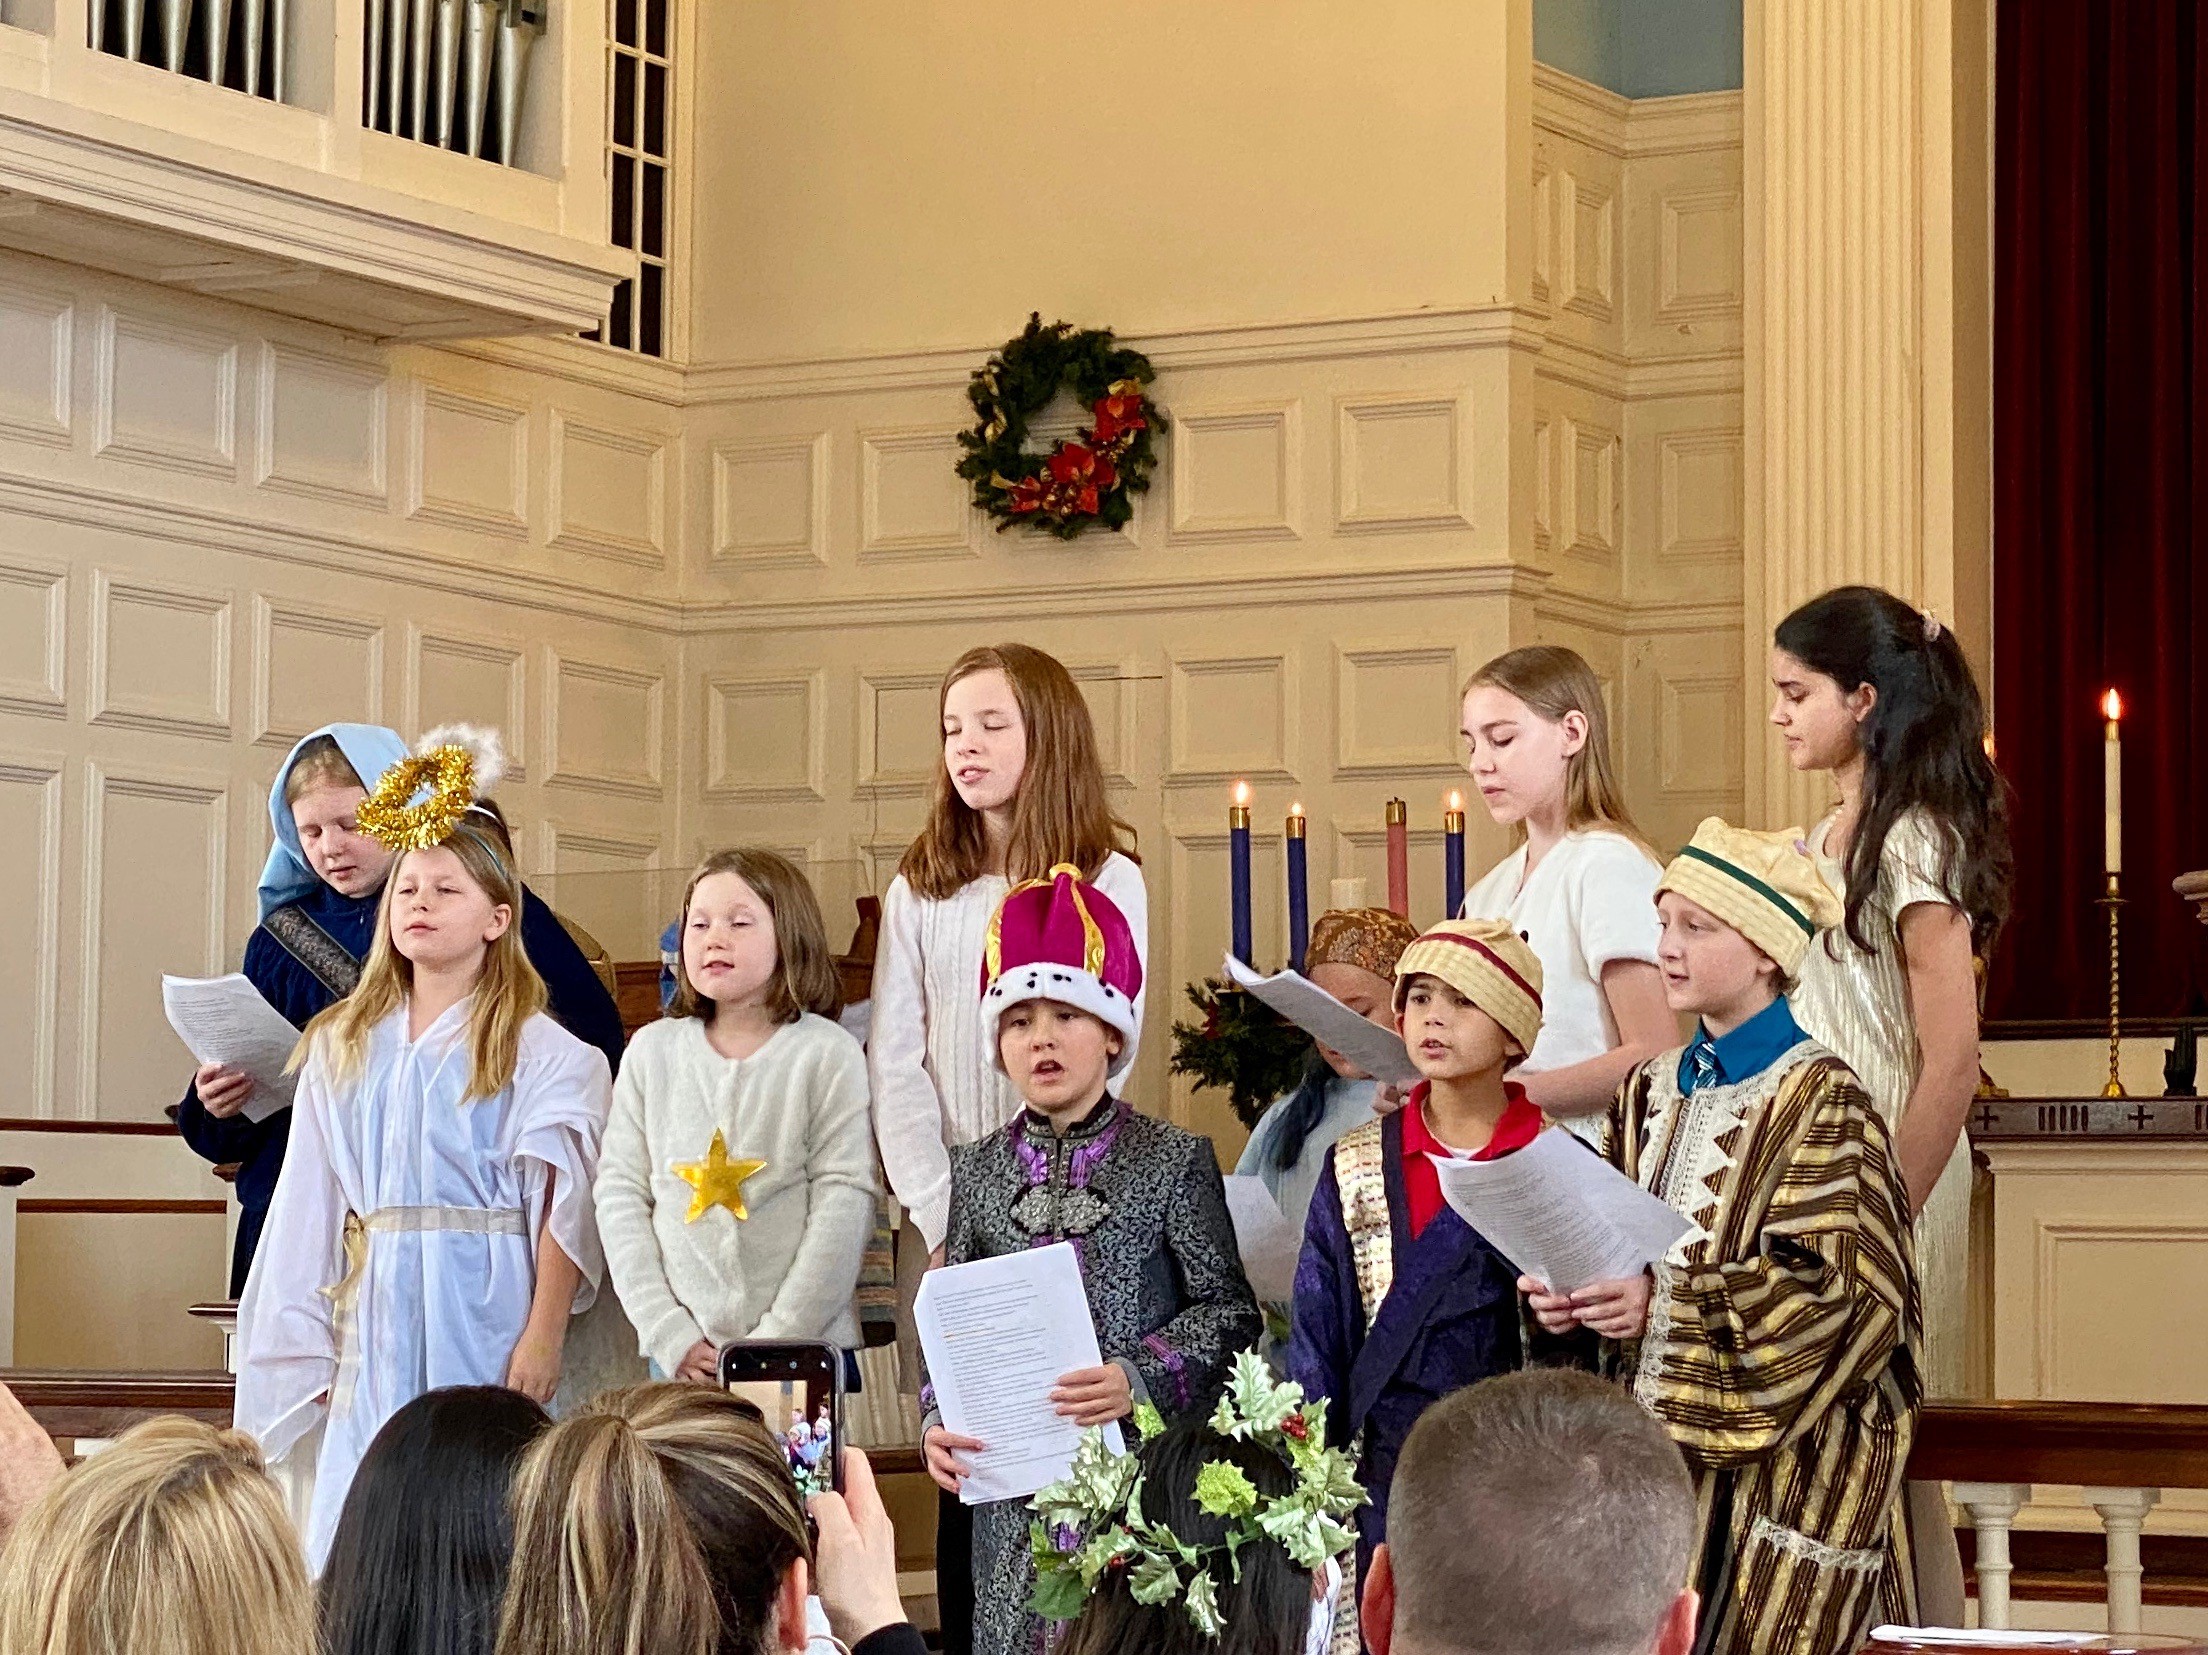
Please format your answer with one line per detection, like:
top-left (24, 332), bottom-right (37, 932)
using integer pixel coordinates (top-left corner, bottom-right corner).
top-left (1229, 783), bottom-right (1254, 966)
top-left (1444, 791), bottom-right (1466, 918)
top-left (1286, 803), bottom-right (1309, 971)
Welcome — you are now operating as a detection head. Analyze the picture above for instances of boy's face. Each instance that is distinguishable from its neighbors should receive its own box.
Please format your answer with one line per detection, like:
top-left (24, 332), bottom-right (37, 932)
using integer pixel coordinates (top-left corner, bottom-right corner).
top-left (998, 998), bottom-right (1121, 1117)
top-left (1398, 974), bottom-right (1512, 1081)
top-left (1656, 891), bottom-right (1780, 1018)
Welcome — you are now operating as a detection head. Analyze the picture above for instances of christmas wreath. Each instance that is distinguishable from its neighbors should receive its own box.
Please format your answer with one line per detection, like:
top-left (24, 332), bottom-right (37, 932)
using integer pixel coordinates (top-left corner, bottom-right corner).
top-left (1169, 979), bottom-right (1315, 1129)
top-left (956, 314), bottom-right (1165, 539)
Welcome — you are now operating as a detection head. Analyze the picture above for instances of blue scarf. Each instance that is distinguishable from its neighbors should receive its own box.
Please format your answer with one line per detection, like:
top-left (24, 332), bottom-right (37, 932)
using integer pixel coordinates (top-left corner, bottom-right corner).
top-left (255, 724), bottom-right (410, 923)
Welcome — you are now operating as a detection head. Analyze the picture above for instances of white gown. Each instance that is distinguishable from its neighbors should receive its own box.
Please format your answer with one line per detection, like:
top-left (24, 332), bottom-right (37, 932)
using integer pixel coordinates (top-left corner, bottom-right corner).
top-left (234, 1000), bottom-right (611, 1570)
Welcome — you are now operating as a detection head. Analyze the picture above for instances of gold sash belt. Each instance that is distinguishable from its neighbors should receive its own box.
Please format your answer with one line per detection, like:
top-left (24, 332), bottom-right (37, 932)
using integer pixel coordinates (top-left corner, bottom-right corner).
top-left (321, 1205), bottom-right (529, 1410)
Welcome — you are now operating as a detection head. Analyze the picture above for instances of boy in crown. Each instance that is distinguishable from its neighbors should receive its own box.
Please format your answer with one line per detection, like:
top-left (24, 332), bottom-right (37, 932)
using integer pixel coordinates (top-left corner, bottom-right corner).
top-left (1524, 819), bottom-right (1921, 1655)
top-left (919, 867), bottom-right (1261, 1655)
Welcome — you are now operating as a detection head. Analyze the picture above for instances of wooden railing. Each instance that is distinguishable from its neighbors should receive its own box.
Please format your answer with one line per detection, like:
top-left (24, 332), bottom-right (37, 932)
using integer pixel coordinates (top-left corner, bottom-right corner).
top-left (1914, 1401), bottom-right (2208, 1633)
top-left (6, 1369), bottom-right (235, 1443)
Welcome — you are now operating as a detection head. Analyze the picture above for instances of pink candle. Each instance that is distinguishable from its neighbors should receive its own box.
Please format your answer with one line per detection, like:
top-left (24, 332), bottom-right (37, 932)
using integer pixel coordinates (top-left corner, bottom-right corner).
top-left (1385, 798), bottom-right (1409, 917)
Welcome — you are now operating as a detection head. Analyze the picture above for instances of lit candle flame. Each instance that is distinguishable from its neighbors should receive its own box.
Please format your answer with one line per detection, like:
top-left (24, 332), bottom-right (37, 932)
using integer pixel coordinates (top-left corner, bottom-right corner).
top-left (1446, 789), bottom-right (1464, 812)
top-left (1289, 800), bottom-right (1303, 818)
top-left (2102, 688), bottom-right (2123, 722)
top-left (1232, 780), bottom-right (1251, 807)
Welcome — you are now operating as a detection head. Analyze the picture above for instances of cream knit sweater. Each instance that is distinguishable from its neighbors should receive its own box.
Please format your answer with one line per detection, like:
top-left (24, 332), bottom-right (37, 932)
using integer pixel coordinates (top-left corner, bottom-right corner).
top-left (596, 1012), bottom-right (877, 1376)
top-left (868, 852), bottom-right (1148, 1251)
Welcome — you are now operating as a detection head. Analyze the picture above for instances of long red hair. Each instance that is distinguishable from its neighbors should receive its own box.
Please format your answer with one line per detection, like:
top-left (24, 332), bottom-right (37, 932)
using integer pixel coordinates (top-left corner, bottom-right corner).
top-left (898, 644), bottom-right (1137, 899)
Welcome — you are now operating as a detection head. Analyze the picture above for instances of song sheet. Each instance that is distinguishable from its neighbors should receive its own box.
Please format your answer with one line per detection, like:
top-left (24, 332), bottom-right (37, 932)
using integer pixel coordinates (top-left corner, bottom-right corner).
top-left (1223, 1174), bottom-right (1304, 1303)
top-left (160, 974), bottom-right (301, 1123)
top-left (1429, 1126), bottom-right (1690, 1293)
top-left (1222, 955), bottom-right (1420, 1088)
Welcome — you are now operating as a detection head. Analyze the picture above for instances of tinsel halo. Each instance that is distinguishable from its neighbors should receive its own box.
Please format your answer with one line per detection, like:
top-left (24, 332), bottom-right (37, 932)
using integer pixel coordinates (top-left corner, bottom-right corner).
top-left (354, 725), bottom-right (506, 852)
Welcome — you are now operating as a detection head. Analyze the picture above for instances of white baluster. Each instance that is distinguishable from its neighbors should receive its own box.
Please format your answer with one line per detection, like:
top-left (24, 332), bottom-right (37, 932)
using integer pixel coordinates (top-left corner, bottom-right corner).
top-left (2084, 1486), bottom-right (2161, 1636)
top-left (1951, 1482), bottom-right (2030, 1631)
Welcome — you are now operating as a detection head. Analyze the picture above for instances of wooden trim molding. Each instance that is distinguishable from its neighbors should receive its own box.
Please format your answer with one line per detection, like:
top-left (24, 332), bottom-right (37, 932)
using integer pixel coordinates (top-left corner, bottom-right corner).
top-left (0, 1167), bottom-right (32, 1188)
top-left (1911, 1400), bottom-right (2208, 1488)
top-left (0, 1118), bottom-right (179, 1135)
top-left (3, 1369), bottom-right (234, 1439)
top-left (17, 1198), bottom-right (227, 1216)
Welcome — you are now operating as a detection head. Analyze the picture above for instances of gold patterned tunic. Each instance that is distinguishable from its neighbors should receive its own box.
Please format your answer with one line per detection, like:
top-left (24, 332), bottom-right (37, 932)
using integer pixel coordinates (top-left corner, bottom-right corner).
top-left (1607, 1039), bottom-right (1922, 1655)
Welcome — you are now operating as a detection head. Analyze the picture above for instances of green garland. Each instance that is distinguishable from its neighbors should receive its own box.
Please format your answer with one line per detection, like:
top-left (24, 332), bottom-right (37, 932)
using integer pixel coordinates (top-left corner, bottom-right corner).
top-left (954, 314), bottom-right (1165, 539)
top-left (1169, 978), bottom-right (1315, 1129)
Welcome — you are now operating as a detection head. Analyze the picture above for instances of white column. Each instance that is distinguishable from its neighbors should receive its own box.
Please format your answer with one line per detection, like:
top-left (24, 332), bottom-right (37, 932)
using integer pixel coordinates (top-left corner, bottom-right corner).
top-left (2084, 1486), bottom-right (2161, 1636)
top-left (1949, 1481), bottom-right (2029, 1630)
top-left (1741, 0), bottom-right (1994, 827)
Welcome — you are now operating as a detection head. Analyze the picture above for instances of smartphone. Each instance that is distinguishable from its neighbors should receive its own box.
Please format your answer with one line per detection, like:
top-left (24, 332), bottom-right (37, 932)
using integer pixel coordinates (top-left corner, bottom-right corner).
top-left (718, 1339), bottom-right (844, 1497)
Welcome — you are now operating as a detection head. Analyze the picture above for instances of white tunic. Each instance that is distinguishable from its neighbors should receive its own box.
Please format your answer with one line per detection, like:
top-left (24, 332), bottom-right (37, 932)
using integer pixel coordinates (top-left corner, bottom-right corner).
top-left (867, 852), bottom-right (1148, 1251)
top-left (234, 1002), bottom-right (611, 1569)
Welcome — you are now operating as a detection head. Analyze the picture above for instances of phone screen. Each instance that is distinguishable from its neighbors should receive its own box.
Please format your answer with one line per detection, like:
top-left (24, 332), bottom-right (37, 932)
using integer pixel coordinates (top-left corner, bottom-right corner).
top-left (718, 1340), bottom-right (843, 1497)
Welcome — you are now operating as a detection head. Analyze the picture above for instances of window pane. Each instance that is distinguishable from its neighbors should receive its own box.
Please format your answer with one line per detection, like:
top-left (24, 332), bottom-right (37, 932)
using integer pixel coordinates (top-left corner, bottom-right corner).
top-left (640, 262), bottom-right (664, 357)
top-left (641, 163), bottom-right (666, 259)
top-left (612, 154), bottom-right (636, 249)
top-left (646, 0), bottom-right (668, 57)
top-left (643, 62), bottom-right (667, 159)
top-left (609, 278), bottom-right (634, 350)
top-left (613, 53), bottom-right (637, 148)
top-left (615, 0), bottom-right (638, 49)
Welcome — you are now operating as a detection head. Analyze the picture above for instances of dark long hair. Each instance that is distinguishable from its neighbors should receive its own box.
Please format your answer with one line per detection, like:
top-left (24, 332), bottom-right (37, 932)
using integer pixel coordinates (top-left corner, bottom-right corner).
top-left (1267, 1049), bottom-right (1338, 1177)
top-left (320, 1386), bottom-right (550, 1655)
top-left (1056, 1423), bottom-right (1314, 1655)
top-left (1774, 585), bottom-right (2013, 957)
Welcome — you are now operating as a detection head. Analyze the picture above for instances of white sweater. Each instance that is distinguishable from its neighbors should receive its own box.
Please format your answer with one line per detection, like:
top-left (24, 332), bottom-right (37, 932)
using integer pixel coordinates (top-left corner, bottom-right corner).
top-left (595, 1012), bottom-right (877, 1376)
top-left (868, 852), bottom-right (1148, 1251)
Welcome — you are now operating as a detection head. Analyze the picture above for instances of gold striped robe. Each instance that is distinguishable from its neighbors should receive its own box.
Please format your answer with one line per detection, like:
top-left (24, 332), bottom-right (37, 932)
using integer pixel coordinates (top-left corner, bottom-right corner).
top-left (1607, 1039), bottom-right (1922, 1655)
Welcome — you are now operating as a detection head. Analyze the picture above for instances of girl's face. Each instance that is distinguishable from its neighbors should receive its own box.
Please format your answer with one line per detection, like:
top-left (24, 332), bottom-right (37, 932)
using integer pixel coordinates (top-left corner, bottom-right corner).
top-left (1655, 890), bottom-right (1779, 1023)
top-left (998, 999), bottom-right (1120, 1118)
top-left (1460, 684), bottom-right (1583, 828)
top-left (942, 668), bottom-right (1028, 816)
top-left (683, 870), bottom-right (782, 1011)
top-left (291, 783), bottom-right (394, 898)
top-left (388, 846), bottom-right (510, 973)
top-left (1306, 961), bottom-right (1393, 1080)
top-left (1768, 648), bottom-right (1872, 773)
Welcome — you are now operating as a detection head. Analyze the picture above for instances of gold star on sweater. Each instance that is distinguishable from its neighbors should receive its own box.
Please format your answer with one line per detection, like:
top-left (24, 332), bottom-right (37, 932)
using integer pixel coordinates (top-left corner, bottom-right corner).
top-left (671, 1130), bottom-right (767, 1223)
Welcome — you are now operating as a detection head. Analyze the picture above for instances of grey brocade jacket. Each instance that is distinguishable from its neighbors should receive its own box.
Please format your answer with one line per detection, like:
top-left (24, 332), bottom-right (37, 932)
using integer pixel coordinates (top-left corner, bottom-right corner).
top-left (922, 1095), bottom-right (1262, 1422)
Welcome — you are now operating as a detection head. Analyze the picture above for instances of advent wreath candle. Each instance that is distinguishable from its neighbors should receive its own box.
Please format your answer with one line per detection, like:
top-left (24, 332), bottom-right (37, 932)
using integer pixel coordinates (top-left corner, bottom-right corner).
top-left (1229, 781), bottom-right (1253, 966)
top-left (1286, 804), bottom-right (1309, 972)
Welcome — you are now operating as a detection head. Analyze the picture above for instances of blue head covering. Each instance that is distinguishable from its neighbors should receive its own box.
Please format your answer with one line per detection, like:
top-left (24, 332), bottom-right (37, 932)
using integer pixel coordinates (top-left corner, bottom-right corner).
top-left (256, 723), bottom-right (411, 922)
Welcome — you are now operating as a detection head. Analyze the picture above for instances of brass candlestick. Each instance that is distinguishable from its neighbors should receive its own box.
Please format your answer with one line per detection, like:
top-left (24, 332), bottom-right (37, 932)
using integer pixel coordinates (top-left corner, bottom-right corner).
top-left (2100, 871), bottom-right (2125, 1098)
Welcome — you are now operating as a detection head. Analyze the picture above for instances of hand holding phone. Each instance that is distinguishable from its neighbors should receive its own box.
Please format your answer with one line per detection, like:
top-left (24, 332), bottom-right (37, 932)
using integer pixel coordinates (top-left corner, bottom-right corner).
top-left (718, 1339), bottom-right (845, 1496)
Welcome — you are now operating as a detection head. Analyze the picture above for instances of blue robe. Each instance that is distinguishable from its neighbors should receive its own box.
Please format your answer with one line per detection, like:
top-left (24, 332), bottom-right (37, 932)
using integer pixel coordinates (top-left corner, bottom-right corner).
top-left (176, 878), bottom-right (627, 1293)
top-left (1285, 1111), bottom-right (1526, 1559)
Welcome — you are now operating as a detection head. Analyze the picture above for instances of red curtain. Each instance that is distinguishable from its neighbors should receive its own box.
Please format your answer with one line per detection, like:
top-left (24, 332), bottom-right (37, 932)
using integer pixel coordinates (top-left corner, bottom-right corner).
top-left (1989, 0), bottom-right (2208, 1024)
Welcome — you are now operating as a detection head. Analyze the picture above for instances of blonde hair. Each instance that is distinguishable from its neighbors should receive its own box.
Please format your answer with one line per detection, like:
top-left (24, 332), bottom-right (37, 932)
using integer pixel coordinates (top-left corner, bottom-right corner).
top-left (1464, 646), bottom-right (1650, 850)
top-left (0, 1417), bottom-right (312, 1655)
top-left (668, 848), bottom-right (842, 1023)
top-left (497, 1384), bottom-right (812, 1655)
top-left (282, 734), bottom-right (365, 805)
top-left (898, 643), bottom-right (1138, 900)
top-left (296, 798), bottom-right (546, 1100)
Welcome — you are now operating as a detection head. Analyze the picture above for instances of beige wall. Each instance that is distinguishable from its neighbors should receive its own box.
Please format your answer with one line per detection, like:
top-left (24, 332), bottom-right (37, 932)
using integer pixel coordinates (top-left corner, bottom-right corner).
top-left (685, 2), bottom-right (1534, 363)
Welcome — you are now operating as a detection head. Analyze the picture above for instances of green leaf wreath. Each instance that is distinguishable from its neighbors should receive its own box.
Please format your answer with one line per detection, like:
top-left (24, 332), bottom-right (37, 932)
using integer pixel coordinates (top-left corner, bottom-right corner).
top-left (1169, 979), bottom-right (1316, 1130)
top-left (954, 314), bottom-right (1165, 539)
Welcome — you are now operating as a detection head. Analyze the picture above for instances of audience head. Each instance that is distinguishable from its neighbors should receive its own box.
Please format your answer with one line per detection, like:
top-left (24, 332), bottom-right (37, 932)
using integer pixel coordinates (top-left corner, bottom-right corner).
top-left (1367, 1370), bottom-right (1698, 1655)
top-left (497, 1383), bottom-right (814, 1655)
top-left (321, 1386), bottom-right (550, 1655)
top-left (1055, 1420), bottom-right (1318, 1655)
top-left (670, 847), bottom-right (843, 1025)
top-left (0, 1417), bottom-right (313, 1655)
top-left (1461, 645), bottom-right (1645, 844)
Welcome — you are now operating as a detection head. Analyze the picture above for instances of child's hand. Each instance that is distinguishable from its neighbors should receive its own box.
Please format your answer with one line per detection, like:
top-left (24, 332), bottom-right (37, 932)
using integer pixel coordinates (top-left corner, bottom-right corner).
top-left (675, 1339), bottom-right (719, 1384)
top-left (1050, 1364), bottom-right (1132, 1427)
top-left (1370, 1083), bottom-right (1408, 1117)
top-left (923, 1425), bottom-right (984, 1495)
top-left (1517, 1275), bottom-right (1581, 1336)
top-left (504, 1322), bottom-right (566, 1404)
top-left (1569, 1271), bottom-right (1654, 1340)
top-left (195, 1062), bottom-right (256, 1119)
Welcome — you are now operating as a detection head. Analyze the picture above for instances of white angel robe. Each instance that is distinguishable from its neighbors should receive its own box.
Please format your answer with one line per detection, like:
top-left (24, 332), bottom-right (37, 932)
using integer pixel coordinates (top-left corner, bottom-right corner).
top-left (234, 1001), bottom-right (612, 1570)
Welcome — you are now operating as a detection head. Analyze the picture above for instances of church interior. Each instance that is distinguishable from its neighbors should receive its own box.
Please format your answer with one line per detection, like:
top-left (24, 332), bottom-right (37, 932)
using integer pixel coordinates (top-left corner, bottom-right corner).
top-left (0, 0), bottom-right (2203, 1641)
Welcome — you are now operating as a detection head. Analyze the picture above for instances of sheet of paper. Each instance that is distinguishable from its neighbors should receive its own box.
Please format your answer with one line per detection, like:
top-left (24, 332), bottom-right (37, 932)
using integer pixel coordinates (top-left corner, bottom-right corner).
top-left (160, 974), bottom-right (301, 1123)
top-left (1865, 1632), bottom-right (2106, 1650)
top-left (915, 1242), bottom-right (1123, 1505)
top-left (1222, 955), bottom-right (1419, 1088)
top-left (1224, 1175), bottom-right (1303, 1304)
top-left (1429, 1126), bottom-right (1691, 1294)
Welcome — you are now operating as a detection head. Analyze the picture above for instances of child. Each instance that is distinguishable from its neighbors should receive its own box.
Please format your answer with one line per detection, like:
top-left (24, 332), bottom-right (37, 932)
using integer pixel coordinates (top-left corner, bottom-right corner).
top-left (595, 848), bottom-right (877, 1382)
top-left (1235, 906), bottom-right (1420, 1237)
top-left (233, 729), bottom-right (611, 1572)
top-left (177, 722), bottom-right (627, 1294)
top-left (870, 643), bottom-right (1148, 1655)
top-left (1286, 918), bottom-right (1547, 1600)
top-left (1457, 648), bottom-right (1676, 1135)
top-left (1524, 819), bottom-right (1920, 1655)
top-left (920, 867), bottom-right (1261, 1655)
top-left (1769, 586), bottom-right (2010, 1402)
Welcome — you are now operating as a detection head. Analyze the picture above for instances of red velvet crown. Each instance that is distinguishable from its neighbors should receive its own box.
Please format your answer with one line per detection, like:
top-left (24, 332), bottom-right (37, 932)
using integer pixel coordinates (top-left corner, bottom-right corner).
top-left (978, 864), bottom-right (1143, 1074)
